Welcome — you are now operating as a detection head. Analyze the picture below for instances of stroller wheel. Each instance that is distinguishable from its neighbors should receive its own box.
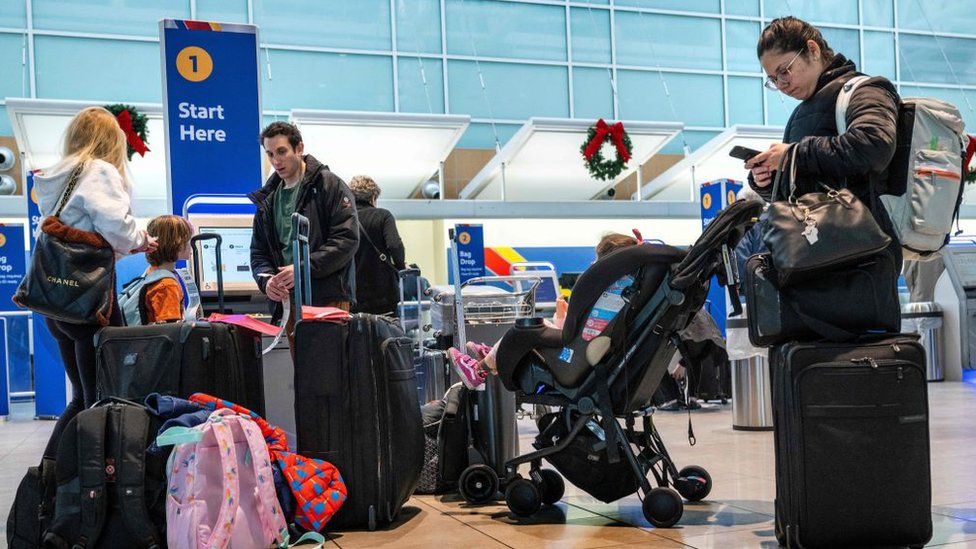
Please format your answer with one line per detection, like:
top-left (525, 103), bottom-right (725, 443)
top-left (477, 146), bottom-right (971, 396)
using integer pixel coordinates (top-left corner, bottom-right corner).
top-left (536, 469), bottom-right (565, 505)
top-left (643, 487), bottom-right (683, 528)
top-left (505, 477), bottom-right (542, 517)
top-left (675, 465), bottom-right (712, 502)
top-left (458, 464), bottom-right (499, 504)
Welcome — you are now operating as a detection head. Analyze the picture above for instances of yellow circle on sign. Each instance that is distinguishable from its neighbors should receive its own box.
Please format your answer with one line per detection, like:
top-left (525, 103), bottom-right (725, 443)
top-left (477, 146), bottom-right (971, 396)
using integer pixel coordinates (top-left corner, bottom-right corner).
top-left (0, 234), bottom-right (7, 248)
top-left (459, 232), bottom-right (472, 245)
top-left (728, 190), bottom-right (737, 204)
top-left (176, 46), bottom-right (214, 82)
top-left (30, 187), bottom-right (38, 205)
top-left (702, 193), bottom-right (712, 210)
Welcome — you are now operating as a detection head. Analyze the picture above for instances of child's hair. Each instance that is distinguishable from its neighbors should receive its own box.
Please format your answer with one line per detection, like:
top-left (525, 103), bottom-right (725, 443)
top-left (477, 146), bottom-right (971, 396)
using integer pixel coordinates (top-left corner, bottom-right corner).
top-left (596, 233), bottom-right (639, 259)
top-left (146, 215), bottom-right (192, 266)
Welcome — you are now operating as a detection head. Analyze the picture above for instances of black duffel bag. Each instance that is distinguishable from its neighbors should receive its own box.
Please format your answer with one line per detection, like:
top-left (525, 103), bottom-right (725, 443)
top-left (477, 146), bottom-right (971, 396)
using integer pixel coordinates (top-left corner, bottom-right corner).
top-left (744, 250), bottom-right (900, 347)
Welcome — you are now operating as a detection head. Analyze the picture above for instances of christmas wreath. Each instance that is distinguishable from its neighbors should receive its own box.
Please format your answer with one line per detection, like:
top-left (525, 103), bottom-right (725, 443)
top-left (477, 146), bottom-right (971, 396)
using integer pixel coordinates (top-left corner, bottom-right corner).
top-left (103, 104), bottom-right (150, 160)
top-left (581, 118), bottom-right (633, 181)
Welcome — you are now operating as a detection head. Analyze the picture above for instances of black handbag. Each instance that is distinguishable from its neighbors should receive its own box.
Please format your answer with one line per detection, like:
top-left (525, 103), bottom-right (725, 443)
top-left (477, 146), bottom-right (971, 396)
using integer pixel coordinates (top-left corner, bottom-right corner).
top-left (744, 251), bottom-right (900, 346)
top-left (13, 164), bottom-right (117, 325)
top-left (762, 145), bottom-right (891, 287)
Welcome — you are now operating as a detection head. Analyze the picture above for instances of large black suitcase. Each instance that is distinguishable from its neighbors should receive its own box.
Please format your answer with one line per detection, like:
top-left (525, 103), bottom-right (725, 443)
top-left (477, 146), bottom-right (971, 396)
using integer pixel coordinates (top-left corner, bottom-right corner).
top-left (294, 314), bottom-right (423, 530)
top-left (95, 232), bottom-right (265, 412)
top-left (771, 336), bottom-right (932, 548)
top-left (95, 320), bottom-right (265, 413)
top-left (291, 213), bottom-right (423, 531)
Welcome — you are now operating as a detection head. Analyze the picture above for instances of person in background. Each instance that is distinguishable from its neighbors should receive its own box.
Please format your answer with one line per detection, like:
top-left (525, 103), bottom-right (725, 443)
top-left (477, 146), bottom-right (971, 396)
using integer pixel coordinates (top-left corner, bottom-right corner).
top-left (348, 175), bottom-right (407, 315)
top-left (249, 122), bottom-right (359, 351)
top-left (120, 215), bottom-right (193, 326)
top-left (33, 106), bottom-right (157, 458)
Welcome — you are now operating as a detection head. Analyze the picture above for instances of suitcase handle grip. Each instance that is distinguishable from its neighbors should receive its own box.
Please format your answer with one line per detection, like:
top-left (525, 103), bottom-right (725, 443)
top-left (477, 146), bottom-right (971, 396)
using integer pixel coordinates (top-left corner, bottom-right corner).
top-left (292, 213), bottom-right (313, 310)
top-left (190, 233), bottom-right (225, 314)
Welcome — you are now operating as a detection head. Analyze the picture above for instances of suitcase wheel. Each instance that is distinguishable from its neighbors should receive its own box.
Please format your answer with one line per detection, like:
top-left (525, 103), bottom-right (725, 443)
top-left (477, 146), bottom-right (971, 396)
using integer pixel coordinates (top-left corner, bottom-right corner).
top-left (458, 464), bottom-right (499, 505)
top-left (504, 476), bottom-right (542, 517)
top-left (643, 487), bottom-right (683, 528)
top-left (674, 465), bottom-right (712, 502)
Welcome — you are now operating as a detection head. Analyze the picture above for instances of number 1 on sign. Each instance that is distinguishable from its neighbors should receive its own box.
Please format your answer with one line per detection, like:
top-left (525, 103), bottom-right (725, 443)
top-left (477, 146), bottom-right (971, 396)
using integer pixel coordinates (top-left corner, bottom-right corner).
top-left (175, 46), bottom-right (213, 82)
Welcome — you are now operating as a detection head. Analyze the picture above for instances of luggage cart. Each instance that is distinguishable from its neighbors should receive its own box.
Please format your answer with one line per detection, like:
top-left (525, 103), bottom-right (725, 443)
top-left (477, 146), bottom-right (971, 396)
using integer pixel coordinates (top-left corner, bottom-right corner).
top-left (440, 228), bottom-right (543, 505)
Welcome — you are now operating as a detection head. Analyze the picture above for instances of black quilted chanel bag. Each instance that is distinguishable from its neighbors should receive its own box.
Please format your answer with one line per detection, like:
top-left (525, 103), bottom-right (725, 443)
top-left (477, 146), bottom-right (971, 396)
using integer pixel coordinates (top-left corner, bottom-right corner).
top-left (13, 164), bottom-right (116, 325)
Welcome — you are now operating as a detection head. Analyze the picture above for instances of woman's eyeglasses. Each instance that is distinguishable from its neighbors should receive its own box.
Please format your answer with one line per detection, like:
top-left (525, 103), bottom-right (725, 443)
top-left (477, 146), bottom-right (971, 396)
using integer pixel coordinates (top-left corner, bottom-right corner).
top-left (764, 48), bottom-right (805, 90)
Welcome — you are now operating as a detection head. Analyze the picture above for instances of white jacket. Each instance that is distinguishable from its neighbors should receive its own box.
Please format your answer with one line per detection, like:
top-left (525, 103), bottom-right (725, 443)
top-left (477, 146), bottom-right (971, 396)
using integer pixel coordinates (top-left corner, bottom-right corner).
top-left (33, 159), bottom-right (146, 254)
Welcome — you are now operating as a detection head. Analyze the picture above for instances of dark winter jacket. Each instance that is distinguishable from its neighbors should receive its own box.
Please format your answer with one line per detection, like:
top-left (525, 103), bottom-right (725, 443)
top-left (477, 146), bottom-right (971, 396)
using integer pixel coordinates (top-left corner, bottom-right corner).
top-left (749, 55), bottom-right (900, 241)
top-left (249, 154), bottom-right (359, 321)
top-left (352, 200), bottom-right (406, 315)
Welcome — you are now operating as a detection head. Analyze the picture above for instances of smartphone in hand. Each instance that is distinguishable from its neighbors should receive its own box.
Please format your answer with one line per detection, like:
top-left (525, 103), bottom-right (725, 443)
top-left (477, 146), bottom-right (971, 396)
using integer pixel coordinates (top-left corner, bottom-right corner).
top-left (728, 146), bottom-right (761, 162)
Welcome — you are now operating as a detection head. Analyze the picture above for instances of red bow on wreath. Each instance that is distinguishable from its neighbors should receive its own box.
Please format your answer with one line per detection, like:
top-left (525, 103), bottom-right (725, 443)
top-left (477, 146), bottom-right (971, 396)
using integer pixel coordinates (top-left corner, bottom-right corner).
top-left (116, 109), bottom-right (150, 157)
top-left (583, 119), bottom-right (631, 163)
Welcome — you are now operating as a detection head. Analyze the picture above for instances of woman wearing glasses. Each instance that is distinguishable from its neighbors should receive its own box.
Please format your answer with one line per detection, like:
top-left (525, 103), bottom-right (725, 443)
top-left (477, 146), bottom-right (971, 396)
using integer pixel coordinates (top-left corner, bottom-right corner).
top-left (744, 16), bottom-right (901, 265)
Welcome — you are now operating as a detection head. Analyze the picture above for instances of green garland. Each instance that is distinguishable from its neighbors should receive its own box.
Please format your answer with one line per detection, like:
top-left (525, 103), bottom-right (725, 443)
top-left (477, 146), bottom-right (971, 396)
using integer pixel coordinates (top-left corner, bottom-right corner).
top-left (103, 103), bottom-right (149, 161)
top-left (580, 125), bottom-right (633, 181)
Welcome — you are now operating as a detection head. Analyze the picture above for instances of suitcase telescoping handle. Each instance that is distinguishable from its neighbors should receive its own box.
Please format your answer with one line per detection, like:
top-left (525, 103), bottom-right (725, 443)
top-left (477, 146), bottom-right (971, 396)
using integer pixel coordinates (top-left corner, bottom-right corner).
top-left (397, 267), bottom-right (423, 333)
top-left (292, 213), bottom-right (312, 312)
top-left (190, 233), bottom-right (225, 314)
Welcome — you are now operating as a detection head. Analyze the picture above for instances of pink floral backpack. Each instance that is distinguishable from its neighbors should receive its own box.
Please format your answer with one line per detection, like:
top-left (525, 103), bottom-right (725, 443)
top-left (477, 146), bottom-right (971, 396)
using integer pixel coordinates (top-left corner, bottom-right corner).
top-left (161, 408), bottom-right (288, 549)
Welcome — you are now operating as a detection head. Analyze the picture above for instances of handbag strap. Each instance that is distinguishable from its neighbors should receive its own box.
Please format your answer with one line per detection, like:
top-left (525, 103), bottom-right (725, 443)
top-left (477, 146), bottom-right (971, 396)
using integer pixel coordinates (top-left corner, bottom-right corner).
top-left (53, 163), bottom-right (86, 219)
top-left (359, 226), bottom-right (397, 273)
top-left (782, 289), bottom-right (859, 342)
top-left (768, 144), bottom-right (796, 203)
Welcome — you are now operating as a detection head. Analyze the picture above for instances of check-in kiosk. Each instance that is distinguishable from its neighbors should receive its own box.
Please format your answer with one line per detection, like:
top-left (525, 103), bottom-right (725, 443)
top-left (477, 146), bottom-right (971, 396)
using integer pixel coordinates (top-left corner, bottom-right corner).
top-left (186, 213), bottom-right (270, 317)
top-left (933, 241), bottom-right (976, 380)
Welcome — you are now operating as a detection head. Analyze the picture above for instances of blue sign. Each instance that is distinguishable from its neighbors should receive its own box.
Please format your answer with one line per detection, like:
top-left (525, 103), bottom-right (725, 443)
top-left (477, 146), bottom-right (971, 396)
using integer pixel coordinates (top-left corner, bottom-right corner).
top-left (700, 179), bottom-right (743, 336)
top-left (26, 173), bottom-right (67, 418)
top-left (0, 225), bottom-right (26, 310)
top-left (700, 178), bottom-right (743, 231)
top-left (160, 19), bottom-right (262, 215)
top-left (455, 224), bottom-right (486, 284)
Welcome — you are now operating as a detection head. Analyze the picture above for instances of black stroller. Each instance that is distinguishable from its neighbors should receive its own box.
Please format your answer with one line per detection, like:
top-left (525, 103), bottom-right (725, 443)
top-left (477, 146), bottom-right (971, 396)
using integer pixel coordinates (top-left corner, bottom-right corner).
top-left (488, 200), bottom-right (761, 527)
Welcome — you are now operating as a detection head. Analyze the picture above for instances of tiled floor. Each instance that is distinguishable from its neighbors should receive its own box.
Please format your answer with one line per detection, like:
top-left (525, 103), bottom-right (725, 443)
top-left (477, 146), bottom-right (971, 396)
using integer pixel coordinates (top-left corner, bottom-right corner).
top-left (2, 382), bottom-right (976, 548)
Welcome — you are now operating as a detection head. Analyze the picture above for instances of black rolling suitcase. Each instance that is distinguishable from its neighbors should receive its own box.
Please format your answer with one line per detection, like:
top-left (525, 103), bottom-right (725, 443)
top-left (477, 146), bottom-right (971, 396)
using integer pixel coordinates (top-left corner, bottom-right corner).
top-left (95, 233), bottom-right (265, 413)
top-left (771, 336), bottom-right (932, 548)
top-left (291, 214), bottom-right (423, 531)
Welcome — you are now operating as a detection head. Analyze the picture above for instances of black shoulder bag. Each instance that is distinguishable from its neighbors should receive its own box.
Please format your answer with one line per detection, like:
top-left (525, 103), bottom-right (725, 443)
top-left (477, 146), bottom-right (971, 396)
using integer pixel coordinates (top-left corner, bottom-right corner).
top-left (13, 164), bottom-right (117, 325)
top-left (761, 144), bottom-right (891, 287)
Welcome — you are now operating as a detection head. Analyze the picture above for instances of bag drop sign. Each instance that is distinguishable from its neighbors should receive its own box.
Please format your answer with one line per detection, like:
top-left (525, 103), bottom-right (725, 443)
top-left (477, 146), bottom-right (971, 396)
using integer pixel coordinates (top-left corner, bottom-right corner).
top-left (454, 224), bottom-right (486, 284)
top-left (0, 225), bottom-right (26, 312)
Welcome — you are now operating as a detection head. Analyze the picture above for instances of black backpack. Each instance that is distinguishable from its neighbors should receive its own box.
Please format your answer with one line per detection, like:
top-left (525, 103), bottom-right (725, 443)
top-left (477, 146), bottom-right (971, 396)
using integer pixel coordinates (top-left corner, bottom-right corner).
top-left (416, 384), bottom-right (471, 494)
top-left (6, 457), bottom-right (57, 548)
top-left (43, 400), bottom-right (168, 549)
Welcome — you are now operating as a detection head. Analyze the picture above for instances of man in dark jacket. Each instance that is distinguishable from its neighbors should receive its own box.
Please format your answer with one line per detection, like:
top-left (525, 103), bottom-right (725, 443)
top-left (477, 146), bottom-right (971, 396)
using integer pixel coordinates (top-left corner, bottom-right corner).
top-left (249, 122), bottom-right (359, 327)
top-left (348, 175), bottom-right (406, 315)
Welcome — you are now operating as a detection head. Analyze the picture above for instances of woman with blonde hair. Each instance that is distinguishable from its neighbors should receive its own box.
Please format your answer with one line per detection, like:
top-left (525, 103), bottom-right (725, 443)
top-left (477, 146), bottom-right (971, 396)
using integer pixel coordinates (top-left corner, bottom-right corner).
top-left (33, 106), bottom-right (157, 457)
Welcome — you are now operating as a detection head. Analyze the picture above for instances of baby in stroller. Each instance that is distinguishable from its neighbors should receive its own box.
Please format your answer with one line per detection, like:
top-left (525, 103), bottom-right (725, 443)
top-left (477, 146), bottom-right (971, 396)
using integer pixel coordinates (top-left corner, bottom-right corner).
top-left (453, 200), bottom-right (759, 527)
top-left (447, 230), bottom-right (657, 389)
top-left (448, 230), bottom-right (706, 412)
